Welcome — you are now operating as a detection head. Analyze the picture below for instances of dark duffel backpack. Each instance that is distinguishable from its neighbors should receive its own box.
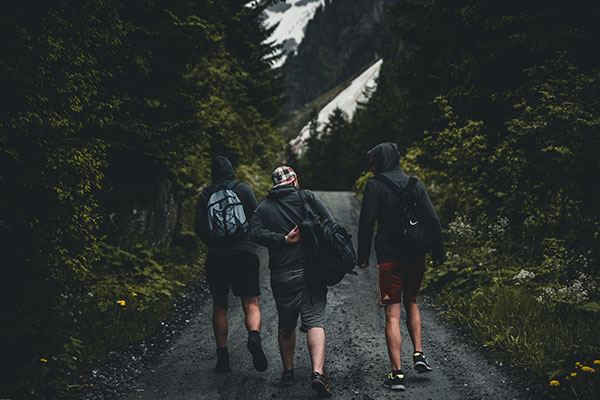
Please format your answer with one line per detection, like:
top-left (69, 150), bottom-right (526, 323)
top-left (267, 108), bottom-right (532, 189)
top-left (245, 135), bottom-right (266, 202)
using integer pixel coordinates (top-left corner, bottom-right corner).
top-left (373, 175), bottom-right (431, 252)
top-left (298, 190), bottom-right (357, 287)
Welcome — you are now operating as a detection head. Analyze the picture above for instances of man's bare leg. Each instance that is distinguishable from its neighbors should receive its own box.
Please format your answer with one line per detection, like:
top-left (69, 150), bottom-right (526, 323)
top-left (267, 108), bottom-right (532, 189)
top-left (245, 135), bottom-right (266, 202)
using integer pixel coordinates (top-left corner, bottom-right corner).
top-left (306, 327), bottom-right (326, 374)
top-left (241, 296), bottom-right (261, 332)
top-left (404, 297), bottom-right (422, 352)
top-left (278, 330), bottom-right (296, 371)
top-left (385, 303), bottom-right (402, 371)
top-left (212, 294), bottom-right (228, 348)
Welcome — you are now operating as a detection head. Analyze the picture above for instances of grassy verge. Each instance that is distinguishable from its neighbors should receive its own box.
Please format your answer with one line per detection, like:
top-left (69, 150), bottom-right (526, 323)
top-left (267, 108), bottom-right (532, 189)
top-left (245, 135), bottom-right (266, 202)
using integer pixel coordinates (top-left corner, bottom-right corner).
top-left (21, 232), bottom-right (206, 399)
top-left (422, 237), bottom-right (600, 399)
top-left (430, 284), bottom-right (600, 398)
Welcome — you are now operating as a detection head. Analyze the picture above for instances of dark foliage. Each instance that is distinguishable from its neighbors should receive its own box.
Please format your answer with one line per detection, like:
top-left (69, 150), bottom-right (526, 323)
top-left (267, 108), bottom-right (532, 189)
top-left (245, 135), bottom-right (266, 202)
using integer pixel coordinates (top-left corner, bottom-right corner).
top-left (0, 1), bottom-right (283, 398)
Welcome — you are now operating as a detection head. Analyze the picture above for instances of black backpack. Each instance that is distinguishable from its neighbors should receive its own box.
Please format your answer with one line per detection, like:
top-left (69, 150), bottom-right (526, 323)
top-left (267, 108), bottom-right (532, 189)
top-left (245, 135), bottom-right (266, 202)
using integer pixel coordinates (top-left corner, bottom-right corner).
top-left (206, 181), bottom-right (248, 241)
top-left (373, 175), bottom-right (431, 252)
top-left (297, 191), bottom-right (357, 287)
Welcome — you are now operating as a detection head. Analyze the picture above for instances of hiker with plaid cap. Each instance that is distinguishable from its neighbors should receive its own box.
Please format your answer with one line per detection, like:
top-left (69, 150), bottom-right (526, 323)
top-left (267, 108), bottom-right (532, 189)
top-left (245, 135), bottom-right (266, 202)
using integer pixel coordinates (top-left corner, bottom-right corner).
top-left (250, 166), bottom-right (333, 398)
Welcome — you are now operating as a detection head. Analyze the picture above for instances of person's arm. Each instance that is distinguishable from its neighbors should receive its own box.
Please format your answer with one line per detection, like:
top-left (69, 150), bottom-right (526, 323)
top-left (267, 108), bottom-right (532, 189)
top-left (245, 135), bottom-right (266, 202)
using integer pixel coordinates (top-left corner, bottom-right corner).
top-left (195, 190), bottom-right (210, 245)
top-left (418, 183), bottom-right (444, 264)
top-left (249, 208), bottom-right (287, 247)
top-left (357, 179), bottom-right (379, 267)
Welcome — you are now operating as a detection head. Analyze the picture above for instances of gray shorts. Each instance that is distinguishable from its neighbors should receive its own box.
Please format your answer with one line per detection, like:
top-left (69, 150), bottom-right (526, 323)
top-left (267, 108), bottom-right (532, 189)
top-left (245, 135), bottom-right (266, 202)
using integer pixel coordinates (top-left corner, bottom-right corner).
top-left (270, 268), bottom-right (327, 336)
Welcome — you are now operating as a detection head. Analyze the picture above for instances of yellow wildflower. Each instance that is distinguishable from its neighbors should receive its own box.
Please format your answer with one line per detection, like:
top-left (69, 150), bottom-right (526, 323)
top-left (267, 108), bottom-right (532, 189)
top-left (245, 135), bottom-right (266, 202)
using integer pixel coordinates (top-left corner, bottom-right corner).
top-left (594, 360), bottom-right (600, 365)
top-left (40, 358), bottom-right (48, 363)
top-left (132, 293), bottom-right (138, 297)
top-left (570, 372), bottom-right (577, 377)
top-left (549, 380), bottom-right (560, 387)
top-left (581, 366), bottom-right (595, 373)
top-left (575, 362), bottom-right (581, 367)
top-left (116, 300), bottom-right (126, 306)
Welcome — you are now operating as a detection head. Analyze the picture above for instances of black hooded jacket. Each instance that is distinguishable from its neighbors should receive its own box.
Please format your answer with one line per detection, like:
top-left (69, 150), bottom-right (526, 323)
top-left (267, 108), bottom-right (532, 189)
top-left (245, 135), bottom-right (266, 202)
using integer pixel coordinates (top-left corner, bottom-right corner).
top-left (357, 142), bottom-right (444, 265)
top-left (250, 184), bottom-right (332, 272)
top-left (195, 156), bottom-right (258, 255)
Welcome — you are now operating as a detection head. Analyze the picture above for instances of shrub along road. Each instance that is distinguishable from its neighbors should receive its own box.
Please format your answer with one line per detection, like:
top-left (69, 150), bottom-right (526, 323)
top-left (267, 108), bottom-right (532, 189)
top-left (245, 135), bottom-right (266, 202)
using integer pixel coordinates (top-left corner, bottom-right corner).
top-left (125, 191), bottom-right (535, 400)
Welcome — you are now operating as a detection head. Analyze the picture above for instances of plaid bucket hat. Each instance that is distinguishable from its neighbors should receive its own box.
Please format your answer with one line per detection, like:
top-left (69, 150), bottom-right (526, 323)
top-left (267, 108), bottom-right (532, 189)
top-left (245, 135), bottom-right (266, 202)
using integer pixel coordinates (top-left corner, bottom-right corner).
top-left (271, 166), bottom-right (297, 187)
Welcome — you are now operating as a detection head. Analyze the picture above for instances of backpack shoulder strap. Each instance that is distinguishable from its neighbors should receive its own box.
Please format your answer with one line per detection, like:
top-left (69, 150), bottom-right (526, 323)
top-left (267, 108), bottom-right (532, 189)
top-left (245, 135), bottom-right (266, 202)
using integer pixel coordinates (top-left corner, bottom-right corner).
top-left (373, 174), bottom-right (402, 197)
top-left (206, 185), bottom-right (219, 197)
top-left (298, 190), bottom-right (316, 218)
top-left (406, 177), bottom-right (418, 192)
top-left (373, 175), bottom-right (418, 198)
top-left (225, 180), bottom-right (240, 191)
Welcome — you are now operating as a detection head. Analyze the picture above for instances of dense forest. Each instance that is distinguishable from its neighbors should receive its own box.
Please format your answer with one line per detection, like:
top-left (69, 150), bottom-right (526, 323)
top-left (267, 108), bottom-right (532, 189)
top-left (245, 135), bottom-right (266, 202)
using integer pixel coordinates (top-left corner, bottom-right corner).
top-left (296, 0), bottom-right (600, 397)
top-left (0, 0), bottom-right (283, 398)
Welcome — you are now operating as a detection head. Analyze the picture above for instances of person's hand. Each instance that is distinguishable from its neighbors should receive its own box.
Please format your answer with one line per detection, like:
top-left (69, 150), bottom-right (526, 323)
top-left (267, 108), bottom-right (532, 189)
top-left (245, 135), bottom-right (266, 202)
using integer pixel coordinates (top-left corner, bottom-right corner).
top-left (359, 262), bottom-right (368, 269)
top-left (285, 225), bottom-right (300, 244)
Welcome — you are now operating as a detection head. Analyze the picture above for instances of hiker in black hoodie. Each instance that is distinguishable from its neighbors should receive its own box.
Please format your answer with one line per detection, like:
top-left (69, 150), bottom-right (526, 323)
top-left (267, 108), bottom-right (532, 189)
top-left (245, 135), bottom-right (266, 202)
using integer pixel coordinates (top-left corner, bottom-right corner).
top-left (250, 166), bottom-right (332, 398)
top-left (195, 156), bottom-right (267, 373)
top-left (357, 142), bottom-right (444, 391)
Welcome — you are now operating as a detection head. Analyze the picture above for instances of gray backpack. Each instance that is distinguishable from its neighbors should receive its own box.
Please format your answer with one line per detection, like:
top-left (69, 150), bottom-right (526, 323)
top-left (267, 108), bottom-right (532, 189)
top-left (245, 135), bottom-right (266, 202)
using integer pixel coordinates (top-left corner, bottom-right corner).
top-left (206, 181), bottom-right (248, 241)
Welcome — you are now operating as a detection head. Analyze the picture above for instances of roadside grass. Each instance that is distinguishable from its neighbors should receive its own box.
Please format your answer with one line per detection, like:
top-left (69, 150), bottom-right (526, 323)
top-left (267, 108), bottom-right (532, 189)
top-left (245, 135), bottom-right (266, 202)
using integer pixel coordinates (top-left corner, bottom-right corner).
top-left (22, 232), bottom-right (206, 399)
top-left (422, 234), bottom-right (600, 400)
top-left (434, 284), bottom-right (600, 399)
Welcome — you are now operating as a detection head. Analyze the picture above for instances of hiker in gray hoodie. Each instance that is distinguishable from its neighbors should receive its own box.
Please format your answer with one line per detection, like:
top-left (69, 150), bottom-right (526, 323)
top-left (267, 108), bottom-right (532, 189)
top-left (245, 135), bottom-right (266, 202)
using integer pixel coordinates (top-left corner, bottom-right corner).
top-left (357, 142), bottom-right (444, 391)
top-left (195, 156), bottom-right (267, 373)
top-left (250, 166), bottom-right (332, 398)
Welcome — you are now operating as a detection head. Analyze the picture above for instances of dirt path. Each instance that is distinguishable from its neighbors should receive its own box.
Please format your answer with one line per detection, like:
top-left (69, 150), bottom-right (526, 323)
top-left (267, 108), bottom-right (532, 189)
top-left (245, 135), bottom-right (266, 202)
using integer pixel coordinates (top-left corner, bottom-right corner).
top-left (125, 191), bottom-right (533, 400)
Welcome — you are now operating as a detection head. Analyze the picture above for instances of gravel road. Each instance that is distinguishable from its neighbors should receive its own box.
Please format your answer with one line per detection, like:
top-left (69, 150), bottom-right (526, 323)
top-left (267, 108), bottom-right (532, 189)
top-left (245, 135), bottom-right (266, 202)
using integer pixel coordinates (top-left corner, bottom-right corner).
top-left (124, 191), bottom-right (536, 400)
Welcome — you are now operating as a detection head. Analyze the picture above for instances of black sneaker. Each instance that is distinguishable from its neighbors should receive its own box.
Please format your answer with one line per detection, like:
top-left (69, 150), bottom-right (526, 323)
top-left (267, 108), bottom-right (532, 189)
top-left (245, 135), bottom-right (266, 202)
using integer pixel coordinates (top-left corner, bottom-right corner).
top-left (247, 331), bottom-right (268, 372)
top-left (383, 370), bottom-right (405, 390)
top-left (413, 351), bottom-right (432, 373)
top-left (215, 347), bottom-right (230, 373)
top-left (311, 372), bottom-right (332, 398)
top-left (279, 368), bottom-right (296, 387)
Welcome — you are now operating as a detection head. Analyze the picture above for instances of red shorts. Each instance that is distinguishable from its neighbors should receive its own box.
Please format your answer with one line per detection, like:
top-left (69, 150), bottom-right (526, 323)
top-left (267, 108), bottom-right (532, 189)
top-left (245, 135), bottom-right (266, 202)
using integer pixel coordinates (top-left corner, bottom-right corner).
top-left (377, 259), bottom-right (425, 306)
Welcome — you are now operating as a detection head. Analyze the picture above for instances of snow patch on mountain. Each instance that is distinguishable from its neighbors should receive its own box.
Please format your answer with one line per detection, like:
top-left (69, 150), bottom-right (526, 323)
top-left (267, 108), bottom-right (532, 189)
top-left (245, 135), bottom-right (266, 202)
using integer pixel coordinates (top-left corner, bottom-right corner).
top-left (290, 59), bottom-right (383, 155)
top-left (262, 0), bottom-right (325, 68)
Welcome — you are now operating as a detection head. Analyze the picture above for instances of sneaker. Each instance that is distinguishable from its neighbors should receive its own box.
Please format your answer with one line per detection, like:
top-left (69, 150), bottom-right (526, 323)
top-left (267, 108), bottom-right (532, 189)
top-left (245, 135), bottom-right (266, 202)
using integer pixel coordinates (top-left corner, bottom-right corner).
top-left (247, 331), bottom-right (268, 372)
top-left (215, 347), bottom-right (230, 373)
top-left (278, 368), bottom-right (296, 387)
top-left (311, 372), bottom-right (332, 398)
top-left (383, 370), bottom-right (405, 390)
top-left (413, 351), bottom-right (432, 373)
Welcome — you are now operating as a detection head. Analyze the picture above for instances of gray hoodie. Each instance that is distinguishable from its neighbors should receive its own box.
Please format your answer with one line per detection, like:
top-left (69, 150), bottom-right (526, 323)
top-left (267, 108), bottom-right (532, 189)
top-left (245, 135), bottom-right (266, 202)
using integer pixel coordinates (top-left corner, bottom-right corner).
top-left (358, 142), bottom-right (444, 264)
